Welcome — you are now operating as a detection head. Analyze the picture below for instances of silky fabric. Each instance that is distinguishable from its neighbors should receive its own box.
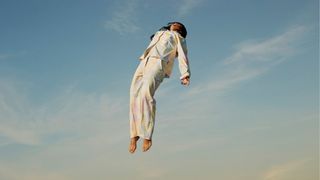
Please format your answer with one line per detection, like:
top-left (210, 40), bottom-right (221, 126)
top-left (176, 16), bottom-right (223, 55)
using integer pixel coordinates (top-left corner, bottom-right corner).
top-left (129, 57), bottom-right (165, 139)
top-left (139, 30), bottom-right (190, 80)
top-left (129, 30), bottom-right (191, 140)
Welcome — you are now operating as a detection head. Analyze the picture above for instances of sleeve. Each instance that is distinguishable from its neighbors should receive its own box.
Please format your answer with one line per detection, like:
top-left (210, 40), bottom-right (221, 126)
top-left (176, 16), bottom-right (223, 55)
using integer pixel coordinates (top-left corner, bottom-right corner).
top-left (139, 31), bottom-right (162, 61)
top-left (176, 35), bottom-right (191, 80)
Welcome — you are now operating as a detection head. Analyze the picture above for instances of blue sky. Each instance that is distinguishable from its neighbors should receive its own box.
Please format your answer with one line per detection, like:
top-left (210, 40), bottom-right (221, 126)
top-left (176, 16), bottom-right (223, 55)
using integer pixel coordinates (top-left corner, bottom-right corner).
top-left (0, 0), bottom-right (318, 179)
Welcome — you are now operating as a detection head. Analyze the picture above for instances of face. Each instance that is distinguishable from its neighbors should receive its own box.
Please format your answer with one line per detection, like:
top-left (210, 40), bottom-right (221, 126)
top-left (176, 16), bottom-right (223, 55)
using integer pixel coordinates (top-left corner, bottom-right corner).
top-left (170, 23), bottom-right (183, 32)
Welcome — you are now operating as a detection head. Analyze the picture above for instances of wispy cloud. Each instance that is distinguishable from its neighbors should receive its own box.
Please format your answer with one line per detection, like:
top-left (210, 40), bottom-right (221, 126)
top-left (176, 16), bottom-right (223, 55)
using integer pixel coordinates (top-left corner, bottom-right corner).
top-left (187, 25), bottom-right (307, 96)
top-left (178, 0), bottom-right (204, 17)
top-left (0, 164), bottom-right (71, 180)
top-left (262, 159), bottom-right (309, 180)
top-left (0, 81), bottom-right (131, 178)
top-left (104, 0), bottom-right (204, 33)
top-left (0, 125), bottom-right (40, 145)
top-left (224, 26), bottom-right (306, 65)
top-left (104, 0), bottom-right (141, 34)
top-left (0, 79), bottom-right (40, 145)
top-left (0, 54), bottom-right (12, 60)
top-left (0, 51), bottom-right (27, 60)
top-left (0, 79), bottom-right (126, 146)
top-left (136, 166), bottom-right (168, 179)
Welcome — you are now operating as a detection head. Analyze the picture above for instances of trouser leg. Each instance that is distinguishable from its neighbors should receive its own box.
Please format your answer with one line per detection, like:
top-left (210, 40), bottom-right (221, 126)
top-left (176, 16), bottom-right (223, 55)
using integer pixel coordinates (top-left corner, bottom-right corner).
top-left (129, 58), bottom-right (164, 139)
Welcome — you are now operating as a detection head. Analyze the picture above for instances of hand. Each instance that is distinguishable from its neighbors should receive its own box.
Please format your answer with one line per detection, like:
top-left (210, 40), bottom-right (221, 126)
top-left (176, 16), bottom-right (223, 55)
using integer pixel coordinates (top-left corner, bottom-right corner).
top-left (181, 76), bottom-right (190, 86)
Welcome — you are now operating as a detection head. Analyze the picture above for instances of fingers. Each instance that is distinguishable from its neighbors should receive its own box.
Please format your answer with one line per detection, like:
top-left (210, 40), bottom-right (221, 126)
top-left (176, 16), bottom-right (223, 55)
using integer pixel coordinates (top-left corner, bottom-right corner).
top-left (181, 78), bottom-right (190, 86)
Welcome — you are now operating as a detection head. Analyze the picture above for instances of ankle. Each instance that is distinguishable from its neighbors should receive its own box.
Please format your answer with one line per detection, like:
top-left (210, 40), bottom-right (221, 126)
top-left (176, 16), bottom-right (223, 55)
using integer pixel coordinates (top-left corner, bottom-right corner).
top-left (131, 136), bottom-right (139, 142)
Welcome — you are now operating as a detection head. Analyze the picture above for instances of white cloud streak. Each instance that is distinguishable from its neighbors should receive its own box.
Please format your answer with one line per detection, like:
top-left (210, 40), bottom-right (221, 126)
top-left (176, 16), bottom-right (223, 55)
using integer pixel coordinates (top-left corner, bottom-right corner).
top-left (178, 0), bottom-right (204, 17)
top-left (0, 80), bottom-right (40, 145)
top-left (187, 25), bottom-right (307, 96)
top-left (0, 51), bottom-right (27, 60)
top-left (0, 80), bottom-right (127, 146)
top-left (0, 54), bottom-right (11, 60)
top-left (224, 26), bottom-right (306, 65)
top-left (0, 164), bottom-right (71, 180)
top-left (104, 0), bottom-right (141, 34)
top-left (262, 159), bottom-right (309, 180)
top-left (104, 0), bottom-right (204, 34)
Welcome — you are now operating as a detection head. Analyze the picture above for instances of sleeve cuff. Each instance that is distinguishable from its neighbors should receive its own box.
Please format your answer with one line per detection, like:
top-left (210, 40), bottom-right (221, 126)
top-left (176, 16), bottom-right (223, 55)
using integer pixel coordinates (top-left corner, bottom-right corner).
top-left (180, 73), bottom-right (190, 80)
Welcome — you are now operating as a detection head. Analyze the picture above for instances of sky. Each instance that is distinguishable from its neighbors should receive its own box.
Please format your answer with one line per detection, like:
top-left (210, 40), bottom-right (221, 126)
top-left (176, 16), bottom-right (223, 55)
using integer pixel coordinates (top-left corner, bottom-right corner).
top-left (0, 0), bottom-right (318, 179)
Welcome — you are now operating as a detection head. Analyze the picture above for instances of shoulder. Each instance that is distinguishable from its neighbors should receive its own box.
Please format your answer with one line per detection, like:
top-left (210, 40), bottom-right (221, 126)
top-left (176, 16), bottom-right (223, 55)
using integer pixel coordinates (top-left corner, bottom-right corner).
top-left (172, 31), bottom-right (185, 39)
top-left (171, 31), bottom-right (186, 44)
top-left (153, 30), bottom-right (165, 37)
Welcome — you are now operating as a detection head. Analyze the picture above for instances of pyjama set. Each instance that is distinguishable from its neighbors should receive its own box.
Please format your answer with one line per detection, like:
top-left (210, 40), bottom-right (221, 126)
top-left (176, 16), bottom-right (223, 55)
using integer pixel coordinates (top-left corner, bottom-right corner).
top-left (129, 30), bottom-right (190, 140)
top-left (129, 57), bottom-right (165, 139)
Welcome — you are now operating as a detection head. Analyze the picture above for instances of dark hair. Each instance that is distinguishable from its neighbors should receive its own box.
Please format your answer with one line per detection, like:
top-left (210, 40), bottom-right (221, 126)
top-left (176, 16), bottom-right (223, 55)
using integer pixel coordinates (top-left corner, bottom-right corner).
top-left (150, 22), bottom-right (188, 40)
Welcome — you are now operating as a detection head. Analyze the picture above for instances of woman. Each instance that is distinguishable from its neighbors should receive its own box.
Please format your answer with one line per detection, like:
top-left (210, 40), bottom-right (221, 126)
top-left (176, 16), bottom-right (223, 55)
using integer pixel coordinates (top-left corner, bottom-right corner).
top-left (129, 22), bottom-right (191, 153)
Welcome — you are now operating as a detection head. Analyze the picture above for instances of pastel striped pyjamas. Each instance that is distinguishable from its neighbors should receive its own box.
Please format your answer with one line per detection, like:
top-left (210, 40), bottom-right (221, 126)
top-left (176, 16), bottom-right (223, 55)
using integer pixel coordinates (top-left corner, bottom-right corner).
top-left (129, 30), bottom-right (190, 140)
top-left (129, 57), bottom-right (165, 140)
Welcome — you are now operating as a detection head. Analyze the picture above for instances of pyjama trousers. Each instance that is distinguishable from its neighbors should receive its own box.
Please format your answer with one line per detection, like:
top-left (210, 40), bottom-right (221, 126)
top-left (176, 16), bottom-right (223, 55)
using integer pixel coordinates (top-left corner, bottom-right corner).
top-left (129, 57), bottom-right (165, 139)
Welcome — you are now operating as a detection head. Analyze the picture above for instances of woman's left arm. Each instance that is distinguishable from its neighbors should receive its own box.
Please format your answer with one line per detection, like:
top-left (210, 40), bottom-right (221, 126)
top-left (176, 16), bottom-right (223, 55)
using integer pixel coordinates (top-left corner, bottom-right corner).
top-left (176, 34), bottom-right (191, 84)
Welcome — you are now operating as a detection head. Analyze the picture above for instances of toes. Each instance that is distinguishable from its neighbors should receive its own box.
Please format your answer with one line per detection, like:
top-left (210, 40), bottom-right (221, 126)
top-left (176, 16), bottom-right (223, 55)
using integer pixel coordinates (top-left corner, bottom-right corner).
top-left (129, 142), bottom-right (137, 154)
top-left (142, 140), bottom-right (152, 152)
top-left (129, 137), bottom-right (139, 153)
top-left (129, 145), bottom-right (136, 153)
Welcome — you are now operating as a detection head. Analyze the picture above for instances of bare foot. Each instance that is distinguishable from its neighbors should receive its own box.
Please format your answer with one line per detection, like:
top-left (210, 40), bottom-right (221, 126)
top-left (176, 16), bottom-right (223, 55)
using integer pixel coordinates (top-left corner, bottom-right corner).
top-left (129, 136), bottom-right (139, 153)
top-left (142, 139), bottom-right (152, 152)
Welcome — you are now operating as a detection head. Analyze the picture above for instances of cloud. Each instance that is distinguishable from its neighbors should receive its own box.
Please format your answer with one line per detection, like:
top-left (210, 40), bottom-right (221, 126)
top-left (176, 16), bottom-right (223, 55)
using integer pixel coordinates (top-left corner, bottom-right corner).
top-left (0, 125), bottom-right (40, 145)
top-left (224, 26), bottom-right (307, 65)
top-left (104, 0), bottom-right (204, 33)
top-left (262, 159), bottom-right (309, 180)
top-left (0, 164), bottom-right (71, 180)
top-left (0, 79), bottom-right (127, 146)
top-left (0, 54), bottom-right (11, 60)
top-left (104, 0), bottom-right (141, 34)
top-left (187, 25), bottom-right (307, 96)
top-left (0, 51), bottom-right (27, 60)
top-left (178, 0), bottom-right (204, 17)
top-left (0, 80), bottom-right (133, 179)
top-left (0, 80), bottom-right (40, 145)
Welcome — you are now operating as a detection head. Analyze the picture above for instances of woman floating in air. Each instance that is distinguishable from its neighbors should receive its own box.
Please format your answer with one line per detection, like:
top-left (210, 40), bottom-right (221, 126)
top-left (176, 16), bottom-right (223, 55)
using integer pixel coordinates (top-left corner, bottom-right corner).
top-left (129, 22), bottom-right (191, 153)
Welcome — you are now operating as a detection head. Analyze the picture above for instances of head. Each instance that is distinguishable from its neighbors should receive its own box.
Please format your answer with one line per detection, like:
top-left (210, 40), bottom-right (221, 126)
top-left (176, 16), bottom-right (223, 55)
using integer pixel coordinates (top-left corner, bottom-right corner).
top-left (167, 22), bottom-right (187, 38)
top-left (150, 21), bottom-right (188, 40)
